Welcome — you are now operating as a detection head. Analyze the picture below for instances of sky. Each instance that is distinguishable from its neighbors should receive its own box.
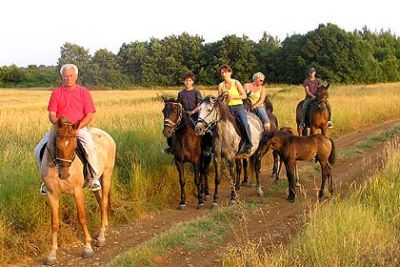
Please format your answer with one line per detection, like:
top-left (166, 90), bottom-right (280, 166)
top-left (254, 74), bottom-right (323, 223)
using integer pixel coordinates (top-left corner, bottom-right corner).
top-left (1, 0), bottom-right (398, 66)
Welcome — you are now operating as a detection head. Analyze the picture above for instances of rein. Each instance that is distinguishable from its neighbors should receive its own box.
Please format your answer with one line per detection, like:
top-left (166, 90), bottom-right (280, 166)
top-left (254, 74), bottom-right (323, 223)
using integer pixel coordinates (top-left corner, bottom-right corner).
top-left (197, 100), bottom-right (221, 132)
top-left (164, 102), bottom-right (184, 133)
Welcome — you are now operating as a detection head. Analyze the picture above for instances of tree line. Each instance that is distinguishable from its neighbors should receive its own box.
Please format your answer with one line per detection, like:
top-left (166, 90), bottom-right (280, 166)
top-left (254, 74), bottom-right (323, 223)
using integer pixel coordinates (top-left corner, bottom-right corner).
top-left (1, 23), bottom-right (399, 88)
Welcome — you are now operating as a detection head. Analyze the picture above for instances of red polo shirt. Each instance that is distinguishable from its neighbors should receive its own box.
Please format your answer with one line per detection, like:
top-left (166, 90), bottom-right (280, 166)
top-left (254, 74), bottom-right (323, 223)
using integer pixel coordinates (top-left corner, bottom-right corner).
top-left (48, 85), bottom-right (96, 124)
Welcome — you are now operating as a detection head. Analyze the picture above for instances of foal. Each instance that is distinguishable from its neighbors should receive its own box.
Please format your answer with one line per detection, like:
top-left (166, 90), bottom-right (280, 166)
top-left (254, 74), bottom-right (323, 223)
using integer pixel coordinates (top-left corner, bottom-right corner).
top-left (269, 133), bottom-right (336, 202)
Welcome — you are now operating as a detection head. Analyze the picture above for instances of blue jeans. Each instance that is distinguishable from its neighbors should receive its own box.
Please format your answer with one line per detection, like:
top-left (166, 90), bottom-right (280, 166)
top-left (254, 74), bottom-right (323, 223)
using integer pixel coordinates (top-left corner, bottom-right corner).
top-left (229, 104), bottom-right (252, 146)
top-left (254, 106), bottom-right (270, 124)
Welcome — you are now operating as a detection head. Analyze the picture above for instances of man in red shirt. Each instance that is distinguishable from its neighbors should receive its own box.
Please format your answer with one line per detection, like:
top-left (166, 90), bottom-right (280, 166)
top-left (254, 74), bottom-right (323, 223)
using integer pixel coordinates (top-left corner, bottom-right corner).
top-left (34, 64), bottom-right (101, 195)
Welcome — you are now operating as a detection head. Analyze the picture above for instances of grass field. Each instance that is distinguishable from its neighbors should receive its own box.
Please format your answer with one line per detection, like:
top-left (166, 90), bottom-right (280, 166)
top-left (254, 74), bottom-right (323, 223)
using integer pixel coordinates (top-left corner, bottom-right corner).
top-left (222, 140), bottom-right (400, 267)
top-left (0, 83), bottom-right (400, 262)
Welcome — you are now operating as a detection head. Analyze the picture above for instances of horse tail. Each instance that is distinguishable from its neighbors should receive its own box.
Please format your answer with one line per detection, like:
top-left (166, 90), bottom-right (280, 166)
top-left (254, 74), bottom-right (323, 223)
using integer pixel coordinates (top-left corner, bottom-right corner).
top-left (328, 138), bottom-right (336, 165)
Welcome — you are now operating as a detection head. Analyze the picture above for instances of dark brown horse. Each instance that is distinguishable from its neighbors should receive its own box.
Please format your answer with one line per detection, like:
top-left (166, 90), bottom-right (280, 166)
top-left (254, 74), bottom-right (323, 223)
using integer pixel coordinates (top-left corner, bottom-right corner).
top-left (241, 97), bottom-right (279, 185)
top-left (162, 97), bottom-right (211, 209)
top-left (269, 133), bottom-right (336, 202)
top-left (296, 84), bottom-right (330, 136)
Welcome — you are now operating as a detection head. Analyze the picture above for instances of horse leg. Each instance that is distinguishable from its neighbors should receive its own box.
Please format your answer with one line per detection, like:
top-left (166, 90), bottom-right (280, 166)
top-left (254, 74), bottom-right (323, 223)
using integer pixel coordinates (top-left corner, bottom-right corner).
top-left (234, 159), bottom-right (242, 192)
top-left (175, 161), bottom-right (186, 210)
top-left (319, 162), bottom-right (328, 200)
top-left (275, 158), bottom-right (283, 184)
top-left (285, 160), bottom-right (296, 203)
top-left (254, 154), bottom-right (264, 197)
top-left (96, 169), bottom-right (112, 247)
top-left (74, 190), bottom-right (94, 258)
top-left (295, 163), bottom-right (301, 187)
top-left (236, 159), bottom-right (245, 186)
top-left (242, 159), bottom-right (250, 187)
top-left (201, 155), bottom-right (212, 199)
top-left (228, 160), bottom-right (237, 205)
top-left (212, 155), bottom-right (222, 208)
top-left (272, 150), bottom-right (279, 178)
top-left (194, 163), bottom-right (204, 209)
top-left (45, 194), bottom-right (59, 266)
top-left (328, 165), bottom-right (333, 195)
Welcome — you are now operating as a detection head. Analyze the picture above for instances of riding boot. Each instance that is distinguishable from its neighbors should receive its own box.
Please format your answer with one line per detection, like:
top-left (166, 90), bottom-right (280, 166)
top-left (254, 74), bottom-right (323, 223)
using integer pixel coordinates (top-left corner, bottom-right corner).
top-left (239, 124), bottom-right (252, 154)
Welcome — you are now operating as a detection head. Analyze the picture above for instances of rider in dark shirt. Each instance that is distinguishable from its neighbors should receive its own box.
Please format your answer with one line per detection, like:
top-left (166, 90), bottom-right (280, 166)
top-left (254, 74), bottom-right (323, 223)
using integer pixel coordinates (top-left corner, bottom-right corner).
top-left (300, 67), bottom-right (333, 129)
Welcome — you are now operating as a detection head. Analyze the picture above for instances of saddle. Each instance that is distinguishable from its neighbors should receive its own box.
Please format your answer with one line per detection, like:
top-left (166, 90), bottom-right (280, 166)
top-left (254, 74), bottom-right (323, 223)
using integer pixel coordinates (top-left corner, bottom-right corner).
top-left (39, 140), bottom-right (95, 179)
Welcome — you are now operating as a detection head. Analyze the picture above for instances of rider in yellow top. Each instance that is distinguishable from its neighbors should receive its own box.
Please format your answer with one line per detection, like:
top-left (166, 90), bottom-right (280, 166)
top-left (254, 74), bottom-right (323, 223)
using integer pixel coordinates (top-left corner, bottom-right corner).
top-left (244, 72), bottom-right (271, 132)
top-left (218, 65), bottom-right (252, 153)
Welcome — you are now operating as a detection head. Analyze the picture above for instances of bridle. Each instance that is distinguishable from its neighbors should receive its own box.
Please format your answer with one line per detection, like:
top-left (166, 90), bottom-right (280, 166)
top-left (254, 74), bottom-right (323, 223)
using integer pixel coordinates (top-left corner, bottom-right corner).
top-left (163, 102), bottom-right (183, 133)
top-left (53, 122), bottom-right (77, 168)
top-left (196, 99), bottom-right (220, 132)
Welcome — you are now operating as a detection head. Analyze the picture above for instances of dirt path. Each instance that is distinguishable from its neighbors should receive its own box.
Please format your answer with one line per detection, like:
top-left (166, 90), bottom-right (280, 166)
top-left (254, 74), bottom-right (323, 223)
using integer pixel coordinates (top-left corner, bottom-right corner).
top-left (28, 119), bottom-right (400, 267)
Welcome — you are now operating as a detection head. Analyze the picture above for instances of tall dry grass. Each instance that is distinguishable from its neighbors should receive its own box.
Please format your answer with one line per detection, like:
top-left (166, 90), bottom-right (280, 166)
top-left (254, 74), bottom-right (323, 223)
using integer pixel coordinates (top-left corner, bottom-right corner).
top-left (0, 83), bottom-right (400, 262)
top-left (222, 140), bottom-right (400, 267)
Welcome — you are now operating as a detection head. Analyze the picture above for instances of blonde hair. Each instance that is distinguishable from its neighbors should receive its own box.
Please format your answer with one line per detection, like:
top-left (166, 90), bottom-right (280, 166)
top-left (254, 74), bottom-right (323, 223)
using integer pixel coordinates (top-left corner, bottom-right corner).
top-left (60, 64), bottom-right (79, 77)
top-left (252, 72), bottom-right (265, 82)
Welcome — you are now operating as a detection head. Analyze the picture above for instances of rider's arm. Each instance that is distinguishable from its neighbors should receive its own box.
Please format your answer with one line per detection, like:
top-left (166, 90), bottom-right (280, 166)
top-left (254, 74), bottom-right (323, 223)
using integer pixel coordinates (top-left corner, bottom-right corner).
top-left (49, 112), bottom-right (58, 124)
top-left (230, 80), bottom-right (247, 100)
top-left (304, 85), bottom-right (316, 99)
top-left (76, 113), bottom-right (94, 130)
top-left (254, 87), bottom-right (266, 107)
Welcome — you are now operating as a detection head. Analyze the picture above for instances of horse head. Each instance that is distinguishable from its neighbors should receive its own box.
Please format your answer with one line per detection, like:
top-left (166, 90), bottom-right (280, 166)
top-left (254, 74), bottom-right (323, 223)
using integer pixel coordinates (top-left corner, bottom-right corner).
top-left (195, 95), bottom-right (221, 136)
top-left (316, 83), bottom-right (330, 111)
top-left (54, 116), bottom-right (79, 179)
top-left (162, 97), bottom-right (183, 138)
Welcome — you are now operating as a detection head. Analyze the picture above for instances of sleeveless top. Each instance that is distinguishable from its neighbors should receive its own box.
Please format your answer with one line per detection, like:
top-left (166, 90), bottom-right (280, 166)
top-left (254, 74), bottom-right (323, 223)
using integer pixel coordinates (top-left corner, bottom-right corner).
top-left (218, 79), bottom-right (243, 106)
top-left (248, 88), bottom-right (262, 106)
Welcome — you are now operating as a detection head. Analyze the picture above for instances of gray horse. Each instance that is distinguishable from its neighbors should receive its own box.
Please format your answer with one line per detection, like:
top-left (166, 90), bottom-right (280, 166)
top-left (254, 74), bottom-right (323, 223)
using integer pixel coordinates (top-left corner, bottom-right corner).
top-left (195, 95), bottom-right (264, 207)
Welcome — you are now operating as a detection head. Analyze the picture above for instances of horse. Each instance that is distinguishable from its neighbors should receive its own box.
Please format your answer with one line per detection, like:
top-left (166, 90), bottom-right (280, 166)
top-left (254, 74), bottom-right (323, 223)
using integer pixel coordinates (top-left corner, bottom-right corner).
top-left (269, 133), bottom-right (336, 202)
top-left (270, 127), bottom-right (300, 185)
top-left (296, 84), bottom-right (330, 136)
top-left (162, 97), bottom-right (211, 210)
top-left (241, 97), bottom-right (279, 185)
top-left (195, 94), bottom-right (264, 207)
top-left (38, 116), bottom-right (116, 265)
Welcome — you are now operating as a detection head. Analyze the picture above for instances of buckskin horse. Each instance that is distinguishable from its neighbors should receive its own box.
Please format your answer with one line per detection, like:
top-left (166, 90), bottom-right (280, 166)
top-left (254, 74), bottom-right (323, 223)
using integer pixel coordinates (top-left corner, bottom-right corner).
top-left (38, 116), bottom-right (116, 265)
top-left (296, 84), bottom-right (330, 136)
top-left (162, 97), bottom-right (211, 210)
top-left (269, 132), bottom-right (336, 203)
top-left (195, 94), bottom-right (264, 207)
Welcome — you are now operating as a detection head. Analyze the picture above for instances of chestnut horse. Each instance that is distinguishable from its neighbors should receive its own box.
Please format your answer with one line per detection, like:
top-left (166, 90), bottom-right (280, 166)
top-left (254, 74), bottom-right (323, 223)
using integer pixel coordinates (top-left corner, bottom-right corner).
top-left (38, 116), bottom-right (116, 265)
top-left (162, 98), bottom-right (211, 209)
top-left (296, 84), bottom-right (330, 136)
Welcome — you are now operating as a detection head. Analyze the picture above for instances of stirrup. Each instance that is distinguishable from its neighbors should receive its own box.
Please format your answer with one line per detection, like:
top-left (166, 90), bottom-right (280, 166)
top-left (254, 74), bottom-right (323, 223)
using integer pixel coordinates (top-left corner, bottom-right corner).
top-left (162, 145), bottom-right (172, 154)
top-left (40, 182), bottom-right (47, 196)
top-left (327, 121), bottom-right (334, 128)
top-left (299, 122), bottom-right (306, 129)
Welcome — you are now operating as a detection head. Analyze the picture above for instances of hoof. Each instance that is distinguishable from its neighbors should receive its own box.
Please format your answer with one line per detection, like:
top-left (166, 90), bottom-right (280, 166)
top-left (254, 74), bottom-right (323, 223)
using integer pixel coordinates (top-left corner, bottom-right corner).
top-left (197, 203), bottom-right (204, 210)
top-left (82, 247), bottom-right (94, 258)
top-left (241, 181), bottom-right (251, 188)
top-left (44, 257), bottom-right (56, 266)
top-left (230, 200), bottom-right (236, 205)
top-left (256, 188), bottom-right (264, 197)
top-left (287, 196), bottom-right (295, 203)
top-left (96, 238), bottom-right (106, 247)
top-left (274, 179), bottom-right (279, 185)
top-left (204, 194), bottom-right (210, 200)
top-left (211, 202), bottom-right (219, 209)
top-left (178, 204), bottom-right (186, 210)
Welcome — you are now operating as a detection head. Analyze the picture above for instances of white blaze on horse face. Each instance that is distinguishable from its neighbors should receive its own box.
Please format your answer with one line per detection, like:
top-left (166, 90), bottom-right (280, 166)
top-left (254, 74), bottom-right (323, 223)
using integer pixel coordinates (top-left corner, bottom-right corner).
top-left (64, 140), bottom-right (69, 147)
